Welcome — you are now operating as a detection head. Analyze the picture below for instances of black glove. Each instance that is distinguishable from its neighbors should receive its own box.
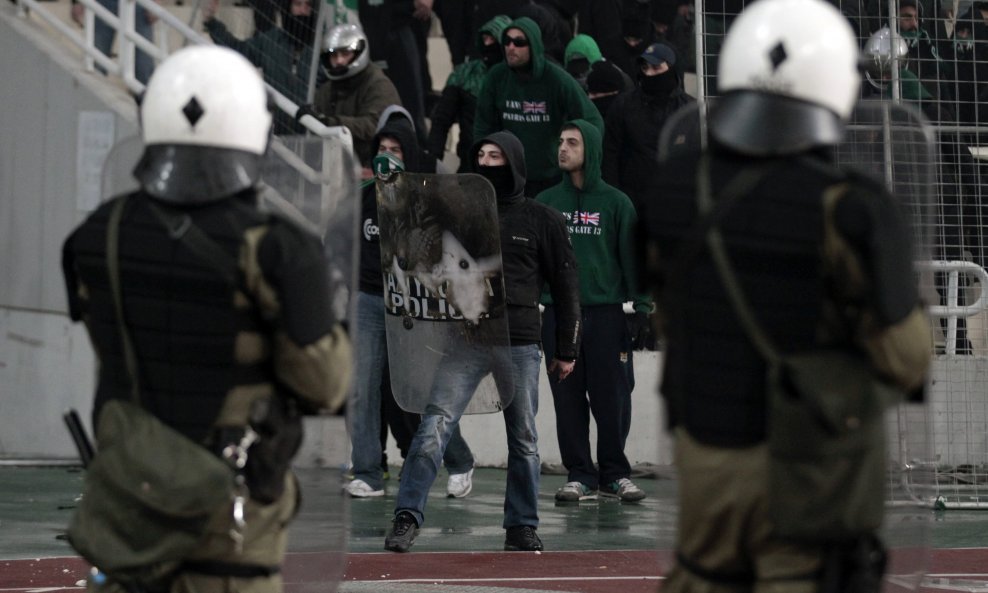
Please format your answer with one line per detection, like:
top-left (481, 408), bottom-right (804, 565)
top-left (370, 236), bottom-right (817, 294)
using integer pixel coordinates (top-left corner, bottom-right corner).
top-left (295, 103), bottom-right (328, 125)
top-left (627, 311), bottom-right (655, 351)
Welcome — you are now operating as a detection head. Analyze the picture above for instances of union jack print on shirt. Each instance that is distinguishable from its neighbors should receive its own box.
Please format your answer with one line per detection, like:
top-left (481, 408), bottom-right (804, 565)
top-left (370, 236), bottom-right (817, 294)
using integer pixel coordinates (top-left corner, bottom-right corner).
top-left (575, 211), bottom-right (600, 226)
top-left (522, 101), bottom-right (547, 114)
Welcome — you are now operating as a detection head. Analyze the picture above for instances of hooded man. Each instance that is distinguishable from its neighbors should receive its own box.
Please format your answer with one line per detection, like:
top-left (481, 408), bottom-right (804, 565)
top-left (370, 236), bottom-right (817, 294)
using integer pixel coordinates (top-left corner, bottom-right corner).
top-left (428, 15), bottom-right (513, 172)
top-left (385, 130), bottom-right (582, 554)
top-left (536, 119), bottom-right (652, 504)
top-left (563, 33), bottom-right (604, 91)
top-left (474, 17), bottom-right (604, 197)
top-left (348, 110), bottom-right (476, 499)
top-left (586, 59), bottom-right (634, 119)
top-left (602, 41), bottom-right (694, 215)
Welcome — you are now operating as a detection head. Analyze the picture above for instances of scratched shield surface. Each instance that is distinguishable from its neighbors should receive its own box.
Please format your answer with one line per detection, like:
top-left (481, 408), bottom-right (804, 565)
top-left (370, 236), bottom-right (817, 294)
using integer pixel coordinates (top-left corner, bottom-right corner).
top-left (375, 172), bottom-right (514, 415)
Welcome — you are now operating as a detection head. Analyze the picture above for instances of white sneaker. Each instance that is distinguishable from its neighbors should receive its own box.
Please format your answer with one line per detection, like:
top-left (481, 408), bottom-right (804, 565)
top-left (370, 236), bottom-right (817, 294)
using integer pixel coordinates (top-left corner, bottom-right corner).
top-left (343, 478), bottom-right (384, 498)
top-left (446, 468), bottom-right (474, 498)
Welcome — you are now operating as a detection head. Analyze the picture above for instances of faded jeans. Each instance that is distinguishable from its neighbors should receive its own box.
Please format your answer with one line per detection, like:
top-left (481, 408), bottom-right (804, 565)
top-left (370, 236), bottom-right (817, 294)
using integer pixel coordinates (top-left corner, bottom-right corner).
top-left (352, 291), bottom-right (473, 491)
top-left (93, 0), bottom-right (155, 84)
top-left (395, 342), bottom-right (542, 529)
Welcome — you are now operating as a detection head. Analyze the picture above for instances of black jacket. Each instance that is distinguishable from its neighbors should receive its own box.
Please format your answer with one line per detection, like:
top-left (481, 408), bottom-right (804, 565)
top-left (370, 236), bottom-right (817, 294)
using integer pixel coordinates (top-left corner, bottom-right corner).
top-left (602, 85), bottom-right (694, 214)
top-left (471, 131), bottom-right (582, 359)
top-left (643, 149), bottom-right (929, 447)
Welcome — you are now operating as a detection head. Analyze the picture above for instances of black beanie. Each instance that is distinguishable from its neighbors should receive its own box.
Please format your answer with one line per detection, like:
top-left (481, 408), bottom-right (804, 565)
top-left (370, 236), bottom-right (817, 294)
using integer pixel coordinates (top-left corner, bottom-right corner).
top-left (587, 60), bottom-right (626, 94)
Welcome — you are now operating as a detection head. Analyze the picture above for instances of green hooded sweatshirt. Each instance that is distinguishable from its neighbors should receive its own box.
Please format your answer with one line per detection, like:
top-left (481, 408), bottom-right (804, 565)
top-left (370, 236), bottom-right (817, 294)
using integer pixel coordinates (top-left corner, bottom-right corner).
top-left (445, 15), bottom-right (512, 99)
top-left (474, 17), bottom-right (605, 183)
top-left (536, 119), bottom-right (651, 312)
top-left (564, 34), bottom-right (604, 68)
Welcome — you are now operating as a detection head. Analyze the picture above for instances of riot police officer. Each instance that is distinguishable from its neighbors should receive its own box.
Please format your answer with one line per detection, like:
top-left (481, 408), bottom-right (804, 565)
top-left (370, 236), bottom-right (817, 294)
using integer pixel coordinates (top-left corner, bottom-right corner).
top-left (640, 0), bottom-right (931, 591)
top-left (62, 45), bottom-right (352, 592)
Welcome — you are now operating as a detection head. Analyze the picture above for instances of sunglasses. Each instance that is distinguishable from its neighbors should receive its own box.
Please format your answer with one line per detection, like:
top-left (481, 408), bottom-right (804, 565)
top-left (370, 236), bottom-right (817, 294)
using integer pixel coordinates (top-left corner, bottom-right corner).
top-left (504, 36), bottom-right (530, 48)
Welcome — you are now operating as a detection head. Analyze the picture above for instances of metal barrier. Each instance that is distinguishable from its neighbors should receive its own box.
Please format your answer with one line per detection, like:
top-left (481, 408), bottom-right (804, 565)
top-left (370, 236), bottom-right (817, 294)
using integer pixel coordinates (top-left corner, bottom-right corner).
top-left (14, 0), bottom-right (356, 188)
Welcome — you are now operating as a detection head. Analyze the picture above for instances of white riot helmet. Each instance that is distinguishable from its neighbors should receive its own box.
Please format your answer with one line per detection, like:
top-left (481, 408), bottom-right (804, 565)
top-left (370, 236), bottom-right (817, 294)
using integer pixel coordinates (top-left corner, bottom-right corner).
top-left (863, 26), bottom-right (909, 90)
top-left (709, 0), bottom-right (861, 156)
top-left (134, 45), bottom-right (272, 203)
top-left (322, 24), bottom-right (369, 80)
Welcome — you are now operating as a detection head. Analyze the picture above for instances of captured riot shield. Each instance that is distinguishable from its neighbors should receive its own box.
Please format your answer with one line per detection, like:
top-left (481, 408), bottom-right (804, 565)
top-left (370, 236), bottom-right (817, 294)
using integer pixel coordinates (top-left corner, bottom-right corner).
top-left (100, 135), bottom-right (143, 199)
top-left (837, 101), bottom-right (935, 593)
top-left (100, 133), bottom-right (356, 593)
top-left (376, 171), bottom-right (513, 414)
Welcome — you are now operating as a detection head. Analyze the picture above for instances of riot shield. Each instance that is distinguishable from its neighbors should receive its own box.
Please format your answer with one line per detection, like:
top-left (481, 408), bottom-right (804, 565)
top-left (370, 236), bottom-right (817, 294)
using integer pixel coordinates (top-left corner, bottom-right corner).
top-left (100, 134), bottom-right (356, 593)
top-left (837, 101), bottom-right (935, 593)
top-left (100, 134), bottom-right (143, 199)
top-left (376, 171), bottom-right (513, 414)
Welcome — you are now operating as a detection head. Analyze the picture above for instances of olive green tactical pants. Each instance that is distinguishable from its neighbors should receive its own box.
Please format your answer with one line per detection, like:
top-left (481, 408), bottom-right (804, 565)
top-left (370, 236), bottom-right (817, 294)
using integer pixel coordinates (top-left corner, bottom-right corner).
top-left (89, 473), bottom-right (297, 593)
top-left (663, 429), bottom-right (824, 593)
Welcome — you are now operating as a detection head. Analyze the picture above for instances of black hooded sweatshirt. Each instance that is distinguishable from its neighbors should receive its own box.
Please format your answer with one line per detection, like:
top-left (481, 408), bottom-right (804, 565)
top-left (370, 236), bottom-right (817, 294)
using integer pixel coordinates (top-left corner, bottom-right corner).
top-left (358, 115), bottom-right (437, 295)
top-left (470, 131), bottom-right (581, 359)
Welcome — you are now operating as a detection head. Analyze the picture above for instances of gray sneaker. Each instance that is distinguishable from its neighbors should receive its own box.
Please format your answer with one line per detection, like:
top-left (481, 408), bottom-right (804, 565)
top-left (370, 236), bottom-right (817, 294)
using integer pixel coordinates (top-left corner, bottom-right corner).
top-left (384, 511), bottom-right (419, 553)
top-left (554, 481), bottom-right (598, 502)
top-left (600, 477), bottom-right (646, 502)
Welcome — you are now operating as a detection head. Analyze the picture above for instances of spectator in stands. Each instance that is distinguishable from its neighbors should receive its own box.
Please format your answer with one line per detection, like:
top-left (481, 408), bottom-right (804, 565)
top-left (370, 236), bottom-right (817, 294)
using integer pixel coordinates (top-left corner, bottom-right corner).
top-left (861, 26), bottom-right (953, 121)
top-left (602, 42), bottom-right (694, 215)
top-left (204, 0), bottom-right (320, 134)
top-left (385, 130), bottom-right (582, 553)
top-left (296, 24), bottom-right (401, 167)
top-left (613, 0), bottom-right (657, 78)
top-left (516, 1), bottom-right (573, 64)
top-left (474, 17), bottom-right (604, 197)
top-left (899, 0), bottom-right (951, 111)
top-left (576, 0), bottom-right (625, 66)
top-left (346, 107), bottom-right (475, 498)
top-left (242, 0), bottom-right (278, 35)
top-left (563, 34), bottom-right (604, 91)
top-left (358, 0), bottom-right (430, 148)
top-left (942, 12), bottom-right (988, 125)
top-left (537, 120), bottom-right (652, 504)
top-left (71, 0), bottom-right (156, 85)
top-left (651, 0), bottom-right (693, 73)
top-left (428, 15), bottom-right (512, 172)
top-left (585, 60), bottom-right (632, 119)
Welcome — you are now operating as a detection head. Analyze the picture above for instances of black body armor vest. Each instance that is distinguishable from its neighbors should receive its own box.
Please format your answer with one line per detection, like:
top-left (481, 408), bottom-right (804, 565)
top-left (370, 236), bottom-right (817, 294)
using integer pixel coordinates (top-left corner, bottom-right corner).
top-left (649, 152), bottom-right (846, 447)
top-left (70, 191), bottom-right (272, 444)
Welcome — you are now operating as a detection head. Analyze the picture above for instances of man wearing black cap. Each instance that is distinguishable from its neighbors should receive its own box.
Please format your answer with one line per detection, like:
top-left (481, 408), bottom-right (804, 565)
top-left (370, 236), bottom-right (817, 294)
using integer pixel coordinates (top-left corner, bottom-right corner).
top-left (602, 41), bottom-right (694, 216)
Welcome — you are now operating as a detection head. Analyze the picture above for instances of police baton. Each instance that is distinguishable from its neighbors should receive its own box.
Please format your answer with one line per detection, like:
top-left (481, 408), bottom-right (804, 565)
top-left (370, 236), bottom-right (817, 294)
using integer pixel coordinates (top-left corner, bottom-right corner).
top-left (62, 409), bottom-right (95, 468)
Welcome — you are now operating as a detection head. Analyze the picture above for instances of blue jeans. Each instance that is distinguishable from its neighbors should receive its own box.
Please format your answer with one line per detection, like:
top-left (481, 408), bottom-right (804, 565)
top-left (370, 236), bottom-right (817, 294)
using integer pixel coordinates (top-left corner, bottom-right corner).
top-left (94, 0), bottom-right (154, 84)
top-left (352, 291), bottom-right (473, 490)
top-left (395, 342), bottom-right (542, 529)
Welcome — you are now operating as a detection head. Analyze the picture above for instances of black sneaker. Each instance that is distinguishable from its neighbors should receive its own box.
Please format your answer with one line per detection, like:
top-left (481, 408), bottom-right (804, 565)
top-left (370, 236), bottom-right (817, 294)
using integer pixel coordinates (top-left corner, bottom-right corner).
top-left (385, 511), bottom-right (419, 553)
top-left (504, 525), bottom-right (543, 551)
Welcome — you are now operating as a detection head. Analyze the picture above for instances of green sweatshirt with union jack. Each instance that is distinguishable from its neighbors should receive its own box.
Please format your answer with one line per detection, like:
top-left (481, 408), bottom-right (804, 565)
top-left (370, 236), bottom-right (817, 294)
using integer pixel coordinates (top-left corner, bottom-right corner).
top-left (536, 119), bottom-right (651, 313)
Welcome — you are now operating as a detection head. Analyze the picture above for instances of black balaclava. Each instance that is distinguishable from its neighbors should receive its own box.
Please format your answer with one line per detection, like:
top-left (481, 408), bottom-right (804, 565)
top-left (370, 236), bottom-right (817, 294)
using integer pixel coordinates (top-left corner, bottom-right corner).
top-left (480, 42), bottom-right (503, 66)
top-left (592, 94), bottom-right (619, 117)
top-left (640, 69), bottom-right (678, 96)
top-left (477, 165), bottom-right (515, 199)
